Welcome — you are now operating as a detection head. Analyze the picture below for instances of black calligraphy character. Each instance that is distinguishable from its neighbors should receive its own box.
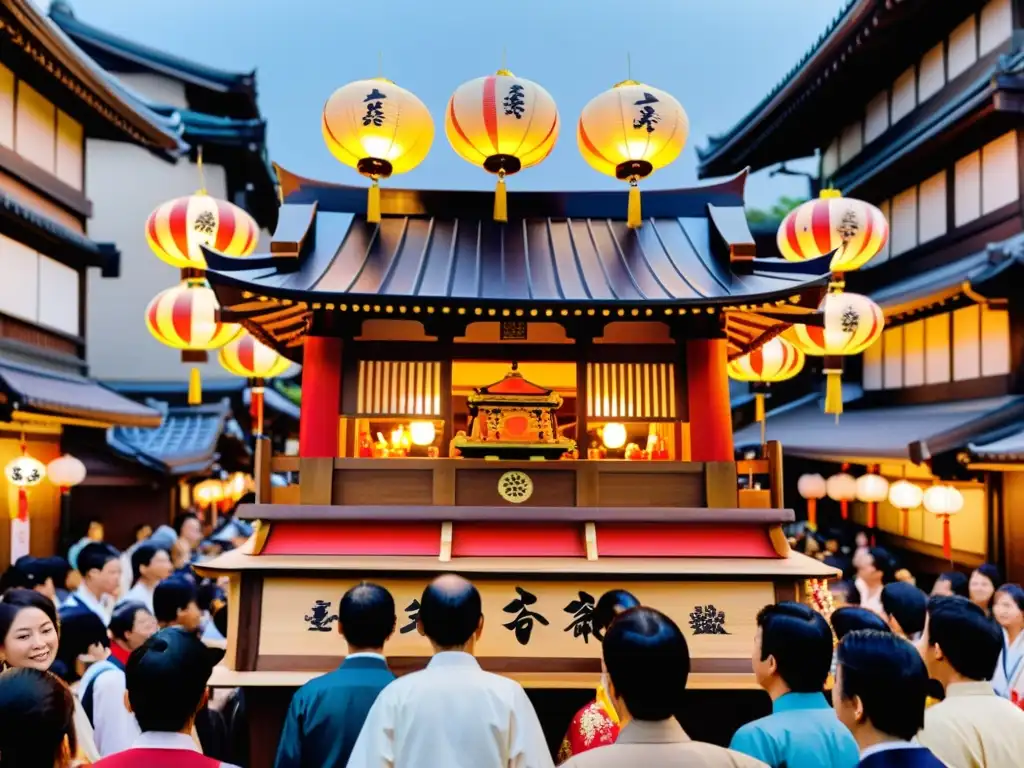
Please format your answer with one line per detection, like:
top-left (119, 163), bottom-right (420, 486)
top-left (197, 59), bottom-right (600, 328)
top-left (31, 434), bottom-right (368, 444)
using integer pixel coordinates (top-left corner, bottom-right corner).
top-left (400, 599), bottom-right (421, 634)
top-left (194, 211), bottom-right (216, 236)
top-left (840, 305), bottom-right (860, 334)
top-left (688, 604), bottom-right (729, 635)
top-left (26, 468), bottom-right (40, 483)
top-left (503, 586), bottom-right (549, 646)
top-left (304, 600), bottom-right (339, 632)
top-left (502, 84), bottom-right (526, 119)
top-left (9, 466), bottom-right (22, 483)
top-left (362, 89), bottom-right (387, 127)
top-left (563, 591), bottom-right (597, 643)
top-left (633, 92), bottom-right (661, 133)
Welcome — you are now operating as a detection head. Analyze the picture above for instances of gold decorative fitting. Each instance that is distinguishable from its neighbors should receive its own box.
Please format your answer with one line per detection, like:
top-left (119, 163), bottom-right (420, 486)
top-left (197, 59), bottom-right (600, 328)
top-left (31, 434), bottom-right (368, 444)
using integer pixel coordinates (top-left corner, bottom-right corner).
top-left (502, 309), bottom-right (510, 317)
top-left (498, 470), bottom-right (534, 504)
top-left (427, 306), bottom-right (435, 313)
top-left (326, 303), bottom-right (335, 310)
top-left (664, 308), bottom-right (673, 315)
top-left (574, 309), bottom-right (582, 316)
top-left (587, 309), bottom-right (595, 316)
top-left (645, 308), bottom-right (652, 316)
top-left (529, 309), bottom-right (538, 316)
top-left (474, 308), bottom-right (483, 315)
top-left (630, 308), bottom-right (639, 316)
top-left (458, 308), bottom-right (466, 314)
top-left (707, 307), bottom-right (715, 314)
top-left (545, 309), bottom-right (554, 317)
top-left (601, 309), bottom-right (610, 316)
top-left (373, 305), bottom-right (381, 312)
top-left (312, 303), bottom-right (322, 310)
top-left (488, 308), bottom-right (496, 316)
top-left (399, 306), bottom-right (408, 313)
top-left (617, 309), bottom-right (625, 316)
top-left (515, 309), bottom-right (524, 317)
top-left (443, 307), bottom-right (451, 313)
top-left (560, 309), bottom-right (568, 316)
top-left (385, 305), bottom-right (394, 313)
top-left (242, 291), bottom-right (253, 299)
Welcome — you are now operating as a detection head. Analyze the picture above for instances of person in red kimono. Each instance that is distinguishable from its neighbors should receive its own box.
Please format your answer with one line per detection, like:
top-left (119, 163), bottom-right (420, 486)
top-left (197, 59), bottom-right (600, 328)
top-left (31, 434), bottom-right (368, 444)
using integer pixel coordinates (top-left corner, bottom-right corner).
top-left (557, 590), bottom-right (640, 763)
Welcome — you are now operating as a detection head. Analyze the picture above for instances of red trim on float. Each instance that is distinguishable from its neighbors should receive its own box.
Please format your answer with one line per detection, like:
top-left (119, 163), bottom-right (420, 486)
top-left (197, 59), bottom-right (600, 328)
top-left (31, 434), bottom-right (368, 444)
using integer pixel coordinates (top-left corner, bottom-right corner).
top-left (451, 523), bottom-right (586, 558)
top-left (597, 523), bottom-right (777, 558)
top-left (261, 522), bottom-right (442, 556)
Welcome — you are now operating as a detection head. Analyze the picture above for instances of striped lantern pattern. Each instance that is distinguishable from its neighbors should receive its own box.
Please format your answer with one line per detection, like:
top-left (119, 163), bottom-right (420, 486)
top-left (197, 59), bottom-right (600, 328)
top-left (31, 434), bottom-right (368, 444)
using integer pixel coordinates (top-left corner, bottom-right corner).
top-left (219, 332), bottom-right (292, 379)
top-left (777, 193), bottom-right (889, 273)
top-left (145, 194), bottom-right (259, 270)
top-left (445, 71), bottom-right (560, 173)
top-left (577, 81), bottom-right (689, 180)
top-left (787, 291), bottom-right (884, 357)
top-left (727, 336), bottom-right (805, 384)
top-left (145, 281), bottom-right (241, 351)
top-left (322, 78), bottom-right (434, 176)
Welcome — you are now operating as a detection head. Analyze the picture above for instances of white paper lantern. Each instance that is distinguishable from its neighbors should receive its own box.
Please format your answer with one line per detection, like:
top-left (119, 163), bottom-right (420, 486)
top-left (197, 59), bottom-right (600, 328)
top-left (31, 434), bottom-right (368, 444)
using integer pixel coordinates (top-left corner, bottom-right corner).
top-left (923, 485), bottom-right (963, 516)
top-left (827, 471), bottom-right (857, 521)
top-left (47, 454), bottom-right (87, 491)
top-left (798, 473), bottom-right (827, 500)
top-left (888, 479), bottom-right (924, 536)
top-left (855, 473), bottom-right (889, 503)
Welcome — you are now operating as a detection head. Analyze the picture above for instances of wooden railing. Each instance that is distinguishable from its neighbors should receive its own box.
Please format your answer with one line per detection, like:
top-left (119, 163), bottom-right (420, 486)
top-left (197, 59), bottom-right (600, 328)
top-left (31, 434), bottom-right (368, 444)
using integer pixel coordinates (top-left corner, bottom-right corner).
top-left (259, 441), bottom-right (785, 511)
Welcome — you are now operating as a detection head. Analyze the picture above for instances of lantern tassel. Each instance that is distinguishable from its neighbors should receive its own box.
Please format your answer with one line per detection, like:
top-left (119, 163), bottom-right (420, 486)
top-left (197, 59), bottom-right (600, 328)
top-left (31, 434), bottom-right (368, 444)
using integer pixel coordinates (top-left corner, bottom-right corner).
top-left (806, 498), bottom-right (817, 530)
top-left (188, 367), bottom-right (202, 406)
top-left (754, 392), bottom-right (766, 423)
top-left (627, 179), bottom-right (641, 229)
top-left (367, 179), bottom-right (381, 224)
top-left (867, 501), bottom-right (877, 529)
top-left (942, 514), bottom-right (952, 560)
top-left (840, 500), bottom-right (849, 521)
top-left (17, 488), bottom-right (27, 522)
top-left (494, 173), bottom-right (508, 223)
top-left (901, 508), bottom-right (909, 537)
top-left (824, 368), bottom-right (843, 416)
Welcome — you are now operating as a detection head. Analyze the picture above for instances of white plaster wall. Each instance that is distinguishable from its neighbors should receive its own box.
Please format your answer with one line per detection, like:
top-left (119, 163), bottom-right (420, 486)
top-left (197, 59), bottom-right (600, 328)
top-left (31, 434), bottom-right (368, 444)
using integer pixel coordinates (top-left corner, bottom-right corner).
top-left (116, 73), bottom-right (189, 110)
top-left (84, 138), bottom-right (235, 383)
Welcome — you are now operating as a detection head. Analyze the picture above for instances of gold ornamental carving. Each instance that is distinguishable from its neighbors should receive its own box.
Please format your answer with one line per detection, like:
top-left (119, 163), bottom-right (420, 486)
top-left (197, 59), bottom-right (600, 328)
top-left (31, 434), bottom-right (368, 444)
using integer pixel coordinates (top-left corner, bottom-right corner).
top-left (498, 471), bottom-right (533, 504)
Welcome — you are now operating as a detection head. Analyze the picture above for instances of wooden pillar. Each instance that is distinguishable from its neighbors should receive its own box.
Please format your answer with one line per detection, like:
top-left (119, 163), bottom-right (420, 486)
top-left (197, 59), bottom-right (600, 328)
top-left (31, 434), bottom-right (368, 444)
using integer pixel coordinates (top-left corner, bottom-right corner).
top-left (298, 336), bottom-right (342, 457)
top-left (686, 338), bottom-right (734, 462)
top-left (575, 338), bottom-right (590, 457)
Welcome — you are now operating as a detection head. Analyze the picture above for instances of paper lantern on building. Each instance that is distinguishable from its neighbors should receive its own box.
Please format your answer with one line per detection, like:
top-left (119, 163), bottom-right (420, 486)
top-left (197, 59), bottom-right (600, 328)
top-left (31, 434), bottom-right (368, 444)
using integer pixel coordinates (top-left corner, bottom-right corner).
top-left (446, 70), bottom-right (559, 222)
top-left (5, 451), bottom-right (46, 563)
top-left (797, 473), bottom-right (827, 529)
top-left (578, 80), bottom-right (689, 228)
top-left (923, 484), bottom-right (964, 561)
top-left (322, 77), bottom-right (434, 224)
top-left (888, 479), bottom-right (923, 537)
top-left (855, 472), bottom-right (889, 530)
top-left (777, 190), bottom-right (889, 274)
top-left (787, 291), bottom-right (884, 415)
top-left (727, 336), bottom-right (805, 442)
top-left (47, 454), bottom-right (86, 492)
top-left (145, 279), bottom-right (242, 405)
top-left (219, 331), bottom-right (293, 436)
top-left (145, 194), bottom-right (260, 270)
top-left (826, 470), bottom-right (857, 520)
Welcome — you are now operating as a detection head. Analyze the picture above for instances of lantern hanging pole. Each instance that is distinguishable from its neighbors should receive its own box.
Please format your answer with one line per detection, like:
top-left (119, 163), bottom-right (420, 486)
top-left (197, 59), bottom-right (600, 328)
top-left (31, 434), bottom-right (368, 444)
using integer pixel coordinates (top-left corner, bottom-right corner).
top-left (377, 51), bottom-right (383, 79)
top-left (626, 51), bottom-right (632, 81)
top-left (501, 46), bottom-right (507, 72)
top-left (196, 145), bottom-right (207, 195)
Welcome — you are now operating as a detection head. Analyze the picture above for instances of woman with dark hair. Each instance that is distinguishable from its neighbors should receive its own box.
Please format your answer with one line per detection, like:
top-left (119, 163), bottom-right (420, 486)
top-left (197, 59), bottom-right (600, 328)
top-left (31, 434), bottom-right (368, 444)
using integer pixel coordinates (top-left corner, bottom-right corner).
top-left (557, 589), bottom-right (640, 762)
top-left (0, 667), bottom-right (78, 767)
top-left (969, 563), bottom-right (1003, 617)
top-left (931, 571), bottom-right (969, 598)
top-left (0, 590), bottom-right (100, 762)
top-left (992, 583), bottom-right (1024, 705)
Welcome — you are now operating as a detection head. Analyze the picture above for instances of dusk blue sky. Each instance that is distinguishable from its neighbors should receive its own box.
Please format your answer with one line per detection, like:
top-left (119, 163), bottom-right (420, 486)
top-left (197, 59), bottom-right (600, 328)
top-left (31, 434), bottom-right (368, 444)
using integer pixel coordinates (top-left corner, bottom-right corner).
top-left (68, 0), bottom-right (847, 208)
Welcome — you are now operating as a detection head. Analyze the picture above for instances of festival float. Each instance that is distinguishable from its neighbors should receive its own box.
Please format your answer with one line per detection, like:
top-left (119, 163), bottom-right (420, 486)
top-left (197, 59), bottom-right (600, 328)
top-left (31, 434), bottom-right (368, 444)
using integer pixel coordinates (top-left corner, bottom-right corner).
top-left (190, 70), bottom-right (887, 765)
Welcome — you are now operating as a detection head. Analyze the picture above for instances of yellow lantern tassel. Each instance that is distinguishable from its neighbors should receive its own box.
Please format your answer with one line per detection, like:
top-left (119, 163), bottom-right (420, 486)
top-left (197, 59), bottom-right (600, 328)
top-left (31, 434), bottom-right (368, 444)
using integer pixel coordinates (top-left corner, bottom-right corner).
top-left (494, 173), bottom-right (508, 223)
top-left (367, 179), bottom-right (381, 224)
top-left (754, 392), bottom-right (765, 423)
top-left (188, 367), bottom-right (202, 406)
top-left (824, 369), bottom-right (843, 416)
top-left (627, 179), bottom-right (641, 229)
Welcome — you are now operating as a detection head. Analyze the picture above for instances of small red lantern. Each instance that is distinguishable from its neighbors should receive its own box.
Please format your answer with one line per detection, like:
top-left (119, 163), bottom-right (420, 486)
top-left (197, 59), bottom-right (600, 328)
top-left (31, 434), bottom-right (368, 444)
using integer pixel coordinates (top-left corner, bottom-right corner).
top-left (219, 332), bottom-right (293, 436)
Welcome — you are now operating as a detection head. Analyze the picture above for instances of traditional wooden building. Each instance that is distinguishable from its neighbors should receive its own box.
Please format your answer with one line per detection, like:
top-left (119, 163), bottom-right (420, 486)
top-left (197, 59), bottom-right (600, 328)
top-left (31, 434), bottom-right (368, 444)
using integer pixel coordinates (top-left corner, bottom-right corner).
top-left (0, 0), bottom-right (201, 564)
top-left (698, 0), bottom-right (1024, 580)
top-left (196, 164), bottom-right (838, 763)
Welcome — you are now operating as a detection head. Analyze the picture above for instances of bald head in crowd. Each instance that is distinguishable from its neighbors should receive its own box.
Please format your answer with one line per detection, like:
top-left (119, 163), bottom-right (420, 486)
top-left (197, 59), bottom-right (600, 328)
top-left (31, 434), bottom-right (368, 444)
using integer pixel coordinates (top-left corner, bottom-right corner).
top-left (417, 574), bottom-right (484, 651)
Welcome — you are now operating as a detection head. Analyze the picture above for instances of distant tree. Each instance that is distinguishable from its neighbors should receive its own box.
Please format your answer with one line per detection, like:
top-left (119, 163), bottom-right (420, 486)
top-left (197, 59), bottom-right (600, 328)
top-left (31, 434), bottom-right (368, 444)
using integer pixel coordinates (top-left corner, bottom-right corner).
top-left (746, 195), bottom-right (806, 225)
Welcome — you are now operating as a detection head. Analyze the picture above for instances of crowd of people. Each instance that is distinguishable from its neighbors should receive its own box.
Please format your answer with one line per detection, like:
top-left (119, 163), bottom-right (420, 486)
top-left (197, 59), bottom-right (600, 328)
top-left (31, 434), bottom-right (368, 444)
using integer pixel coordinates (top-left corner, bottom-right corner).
top-left (0, 516), bottom-right (1023, 767)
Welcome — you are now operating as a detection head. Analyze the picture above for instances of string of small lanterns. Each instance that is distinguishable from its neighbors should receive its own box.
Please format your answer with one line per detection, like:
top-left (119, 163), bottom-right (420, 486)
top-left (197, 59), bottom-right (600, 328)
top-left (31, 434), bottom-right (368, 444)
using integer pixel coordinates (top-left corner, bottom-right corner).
top-left (321, 66), bottom-right (688, 228)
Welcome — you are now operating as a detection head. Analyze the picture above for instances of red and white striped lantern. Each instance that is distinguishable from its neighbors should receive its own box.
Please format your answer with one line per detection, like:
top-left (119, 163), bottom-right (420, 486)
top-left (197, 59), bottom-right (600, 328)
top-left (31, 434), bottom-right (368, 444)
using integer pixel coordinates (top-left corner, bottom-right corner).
top-left (145, 193), bottom-right (259, 270)
top-left (777, 190), bottom-right (889, 274)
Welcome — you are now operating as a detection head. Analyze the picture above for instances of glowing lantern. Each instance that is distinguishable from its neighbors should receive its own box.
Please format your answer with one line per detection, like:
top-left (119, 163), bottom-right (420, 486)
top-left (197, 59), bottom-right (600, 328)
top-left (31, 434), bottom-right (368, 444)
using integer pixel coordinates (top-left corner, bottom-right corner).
top-left (410, 421), bottom-right (437, 447)
top-left (826, 470), bottom-right (857, 520)
top-left (5, 452), bottom-right (46, 563)
top-left (888, 479), bottom-right (923, 537)
top-left (923, 484), bottom-right (964, 561)
top-left (145, 194), bottom-right (259, 270)
top-left (219, 331), bottom-right (292, 436)
top-left (797, 473), bottom-right (826, 529)
top-left (787, 291), bottom-right (884, 415)
top-left (777, 190), bottom-right (889, 275)
top-left (578, 80), bottom-right (689, 228)
top-left (322, 77), bottom-right (434, 224)
top-left (727, 336), bottom-right (805, 443)
top-left (446, 69), bottom-right (559, 222)
top-left (855, 472), bottom-right (889, 530)
top-left (193, 478), bottom-right (226, 509)
top-left (145, 279), bottom-right (241, 405)
top-left (601, 423), bottom-right (627, 450)
top-left (47, 455), bottom-right (86, 491)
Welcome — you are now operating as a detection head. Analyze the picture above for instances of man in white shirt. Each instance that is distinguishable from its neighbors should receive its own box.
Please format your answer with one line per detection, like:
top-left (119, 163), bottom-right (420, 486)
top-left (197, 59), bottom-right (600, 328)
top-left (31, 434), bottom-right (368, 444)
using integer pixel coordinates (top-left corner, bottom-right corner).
top-left (347, 574), bottom-right (554, 768)
top-left (64, 542), bottom-right (121, 626)
top-left (121, 544), bottom-right (174, 613)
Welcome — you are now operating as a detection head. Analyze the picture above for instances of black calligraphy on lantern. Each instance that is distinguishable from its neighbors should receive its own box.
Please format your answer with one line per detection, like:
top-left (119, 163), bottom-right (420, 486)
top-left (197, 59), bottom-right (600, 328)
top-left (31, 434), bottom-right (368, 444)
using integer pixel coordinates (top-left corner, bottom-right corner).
top-left (837, 207), bottom-right (860, 244)
top-left (689, 604), bottom-right (729, 635)
top-left (632, 92), bottom-right (661, 134)
top-left (840, 305), bottom-right (860, 334)
top-left (194, 211), bottom-right (216, 235)
top-left (400, 599), bottom-right (421, 634)
top-left (502, 84), bottom-right (526, 119)
top-left (563, 591), bottom-right (597, 643)
top-left (503, 586), bottom-right (549, 646)
top-left (304, 600), bottom-right (339, 632)
top-left (363, 88), bottom-right (387, 127)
